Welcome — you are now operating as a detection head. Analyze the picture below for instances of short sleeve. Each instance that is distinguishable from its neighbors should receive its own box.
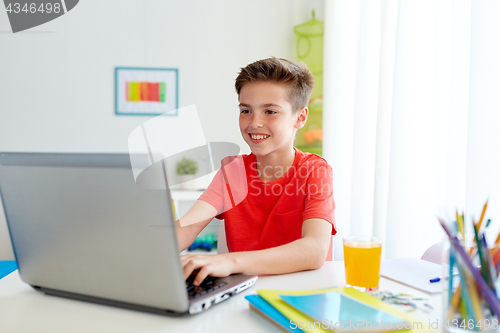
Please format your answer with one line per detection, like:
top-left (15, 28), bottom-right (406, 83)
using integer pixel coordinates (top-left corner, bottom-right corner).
top-left (198, 168), bottom-right (225, 220)
top-left (197, 155), bottom-right (249, 221)
top-left (301, 161), bottom-right (337, 235)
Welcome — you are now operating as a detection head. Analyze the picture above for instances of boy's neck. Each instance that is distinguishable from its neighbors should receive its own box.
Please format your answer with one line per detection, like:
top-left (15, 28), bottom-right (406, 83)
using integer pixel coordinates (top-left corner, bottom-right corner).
top-left (254, 146), bottom-right (296, 183)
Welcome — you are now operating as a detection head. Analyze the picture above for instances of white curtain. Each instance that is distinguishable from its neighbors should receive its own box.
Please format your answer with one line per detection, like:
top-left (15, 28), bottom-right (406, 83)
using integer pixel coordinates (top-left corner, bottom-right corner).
top-left (323, 0), bottom-right (471, 260)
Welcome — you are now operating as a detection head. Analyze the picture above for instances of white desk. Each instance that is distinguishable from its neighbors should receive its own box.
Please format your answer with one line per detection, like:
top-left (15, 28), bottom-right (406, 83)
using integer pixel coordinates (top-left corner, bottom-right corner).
top-left (0, 261), bottom-right (443, 333)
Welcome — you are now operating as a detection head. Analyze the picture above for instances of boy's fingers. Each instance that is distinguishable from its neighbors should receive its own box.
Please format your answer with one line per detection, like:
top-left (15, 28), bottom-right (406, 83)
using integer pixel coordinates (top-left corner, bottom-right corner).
top-left (181, 254), bottom-right (206, 266)
top-left (180, 254), bottom-right (192, 266)
top-left (183, 266), bottom-right (192, 280)
top-left (183, 259), bottom-right (200, 280)
top-left (194, 266), bottom-right (211, 286)
top-left (181, 254), bottom-right (200, 267)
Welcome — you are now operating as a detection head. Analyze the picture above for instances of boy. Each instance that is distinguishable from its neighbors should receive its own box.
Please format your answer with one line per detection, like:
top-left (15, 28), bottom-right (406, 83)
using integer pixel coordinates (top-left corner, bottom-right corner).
top-left (176, 57), bottom-right (336, 286)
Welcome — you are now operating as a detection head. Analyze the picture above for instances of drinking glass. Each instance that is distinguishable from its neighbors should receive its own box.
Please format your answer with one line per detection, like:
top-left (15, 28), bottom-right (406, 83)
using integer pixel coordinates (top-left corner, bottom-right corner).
top-left (343, 236), bottom-right (382, 292)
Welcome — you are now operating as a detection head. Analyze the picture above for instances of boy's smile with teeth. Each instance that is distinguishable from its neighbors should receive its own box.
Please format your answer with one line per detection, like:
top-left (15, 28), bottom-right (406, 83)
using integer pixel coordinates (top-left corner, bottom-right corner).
top-left (249, 133), bottom-right (270, 140)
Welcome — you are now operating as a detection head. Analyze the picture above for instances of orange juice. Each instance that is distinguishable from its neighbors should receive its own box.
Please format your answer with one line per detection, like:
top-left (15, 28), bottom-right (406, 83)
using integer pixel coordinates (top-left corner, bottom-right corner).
top-left (343, 238), bottom-right (382, 289)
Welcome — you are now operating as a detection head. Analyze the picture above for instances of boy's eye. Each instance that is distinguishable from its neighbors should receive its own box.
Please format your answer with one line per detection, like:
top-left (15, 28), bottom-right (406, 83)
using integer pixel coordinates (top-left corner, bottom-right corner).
top-left (266, 110), bottom-right (276, 114)
top-left (240, 109), bottom-right (250, 114)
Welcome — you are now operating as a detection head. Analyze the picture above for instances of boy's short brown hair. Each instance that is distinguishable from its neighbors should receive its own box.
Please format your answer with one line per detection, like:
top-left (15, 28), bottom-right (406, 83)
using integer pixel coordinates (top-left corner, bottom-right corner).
top-left (235, 57), bottom-right (314, 113)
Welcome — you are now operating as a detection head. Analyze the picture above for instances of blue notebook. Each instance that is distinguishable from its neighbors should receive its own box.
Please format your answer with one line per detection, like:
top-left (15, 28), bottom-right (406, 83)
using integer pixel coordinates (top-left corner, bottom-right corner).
top-left (246, 294), bottom-right (304, 332)
top-left (0, 260), bottom-right (17, 280)
top-left (279, 292), bottom-right (409, 332)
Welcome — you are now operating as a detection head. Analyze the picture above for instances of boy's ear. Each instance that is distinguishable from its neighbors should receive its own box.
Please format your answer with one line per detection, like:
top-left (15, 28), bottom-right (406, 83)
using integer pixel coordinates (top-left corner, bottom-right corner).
top-left (294, 106), bottom-right (308, 129)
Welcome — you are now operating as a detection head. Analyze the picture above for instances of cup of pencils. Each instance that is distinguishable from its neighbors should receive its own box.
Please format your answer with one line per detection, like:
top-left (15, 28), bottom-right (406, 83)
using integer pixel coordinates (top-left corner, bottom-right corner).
top-left (439, 200), bottom-right (500, 332)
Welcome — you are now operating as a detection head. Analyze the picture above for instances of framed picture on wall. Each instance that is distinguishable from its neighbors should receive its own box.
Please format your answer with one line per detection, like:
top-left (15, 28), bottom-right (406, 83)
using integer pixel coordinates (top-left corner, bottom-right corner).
top-left (115, 67), bottom-right (179, 116)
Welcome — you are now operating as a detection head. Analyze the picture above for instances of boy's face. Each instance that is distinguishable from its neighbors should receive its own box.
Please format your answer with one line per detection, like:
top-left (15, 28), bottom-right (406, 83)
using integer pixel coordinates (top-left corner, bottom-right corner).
top-left (238, 81), bottom-right (307, 157)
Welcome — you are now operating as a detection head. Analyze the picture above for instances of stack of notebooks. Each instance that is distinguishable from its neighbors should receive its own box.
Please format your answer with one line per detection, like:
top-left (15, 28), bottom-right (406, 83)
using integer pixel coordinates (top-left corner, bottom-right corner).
top-left (246, 287), bottom-right (431, 333)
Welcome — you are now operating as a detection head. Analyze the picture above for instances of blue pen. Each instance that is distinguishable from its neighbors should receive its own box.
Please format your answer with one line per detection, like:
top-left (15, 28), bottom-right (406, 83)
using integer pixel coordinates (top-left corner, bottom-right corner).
top-left (430, 266), bottom-right (481, 283)
top-left (429, 273), bottom-right (459, 283)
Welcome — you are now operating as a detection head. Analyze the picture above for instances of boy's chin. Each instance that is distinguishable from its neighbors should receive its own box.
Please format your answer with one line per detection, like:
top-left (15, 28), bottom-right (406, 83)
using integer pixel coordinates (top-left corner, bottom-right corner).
top-left (248, 147), bottom-right (269, 157)
top-left (248, 143), bottom-right (293, 157)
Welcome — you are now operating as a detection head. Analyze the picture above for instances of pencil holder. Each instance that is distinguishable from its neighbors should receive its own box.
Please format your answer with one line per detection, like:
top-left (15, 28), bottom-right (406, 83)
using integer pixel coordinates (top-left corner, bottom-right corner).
top-left (442, 236), bottom-right (500, 332)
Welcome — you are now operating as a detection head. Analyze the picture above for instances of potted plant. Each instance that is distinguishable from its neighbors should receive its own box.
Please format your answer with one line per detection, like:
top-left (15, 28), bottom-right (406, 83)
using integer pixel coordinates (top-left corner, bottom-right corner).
top-left (176, 157), bottom-right (198, 190)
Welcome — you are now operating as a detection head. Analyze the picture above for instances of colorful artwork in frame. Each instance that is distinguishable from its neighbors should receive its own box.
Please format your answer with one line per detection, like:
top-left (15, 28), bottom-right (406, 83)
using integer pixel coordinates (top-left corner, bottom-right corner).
top-left (115, 67), bottom-right (178, 116)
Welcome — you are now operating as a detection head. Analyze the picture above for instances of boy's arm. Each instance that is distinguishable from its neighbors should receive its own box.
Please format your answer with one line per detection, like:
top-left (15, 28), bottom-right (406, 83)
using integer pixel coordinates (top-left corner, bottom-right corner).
top-left (176, 200), bottom-right (219, 252)
top-left (181, 218), bottom-right (332, 285)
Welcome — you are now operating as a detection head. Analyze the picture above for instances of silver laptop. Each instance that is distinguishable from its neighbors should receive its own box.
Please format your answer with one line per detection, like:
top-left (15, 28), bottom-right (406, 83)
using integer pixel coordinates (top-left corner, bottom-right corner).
top-left (0, 152), bottom-right (257, 315)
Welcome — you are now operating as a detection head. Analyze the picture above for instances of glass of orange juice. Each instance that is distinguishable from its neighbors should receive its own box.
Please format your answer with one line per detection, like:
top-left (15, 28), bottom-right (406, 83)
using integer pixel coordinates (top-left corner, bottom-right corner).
top-left (343, 236), bottom-right (382, 291)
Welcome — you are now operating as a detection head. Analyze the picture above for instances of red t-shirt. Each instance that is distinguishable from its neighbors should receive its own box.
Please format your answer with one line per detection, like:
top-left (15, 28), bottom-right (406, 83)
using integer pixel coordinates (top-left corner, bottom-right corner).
top-left (198, 147), bottom-right (336, 252)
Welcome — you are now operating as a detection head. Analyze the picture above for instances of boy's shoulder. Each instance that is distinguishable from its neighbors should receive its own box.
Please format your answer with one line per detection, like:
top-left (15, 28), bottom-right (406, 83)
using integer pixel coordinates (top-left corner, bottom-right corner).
top-left (219, 152), bottom-right (253, 166)
top-left (294, 147), bottom-right (331, 169)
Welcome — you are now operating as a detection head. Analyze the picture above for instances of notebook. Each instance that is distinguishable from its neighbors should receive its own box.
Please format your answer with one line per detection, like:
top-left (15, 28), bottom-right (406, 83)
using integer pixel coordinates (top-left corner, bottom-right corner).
top-left (256, 287), bottom-right (424, 333)
top-left (246, 294), bottom-right (304, 332)
top-left (0, 260), bottom-right (17, 280)
top-left (279, 292), bottom-right (409, 332)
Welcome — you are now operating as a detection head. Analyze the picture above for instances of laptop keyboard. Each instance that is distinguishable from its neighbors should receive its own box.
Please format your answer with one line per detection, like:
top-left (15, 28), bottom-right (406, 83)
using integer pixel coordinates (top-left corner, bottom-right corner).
top-left (185, 275), bottom-right (227, 300)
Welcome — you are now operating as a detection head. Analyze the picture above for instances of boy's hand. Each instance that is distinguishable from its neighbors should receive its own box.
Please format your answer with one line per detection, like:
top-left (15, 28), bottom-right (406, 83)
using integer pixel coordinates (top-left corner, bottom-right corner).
top-left (181, 253), bottom-right (237, 286)
top-left (181, 218), bottom-right (332, 285)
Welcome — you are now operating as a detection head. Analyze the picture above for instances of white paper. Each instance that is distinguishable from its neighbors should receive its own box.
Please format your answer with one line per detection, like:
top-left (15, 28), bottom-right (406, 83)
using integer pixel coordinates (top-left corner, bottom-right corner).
top-left (380, 258), bottom-right (448, 294)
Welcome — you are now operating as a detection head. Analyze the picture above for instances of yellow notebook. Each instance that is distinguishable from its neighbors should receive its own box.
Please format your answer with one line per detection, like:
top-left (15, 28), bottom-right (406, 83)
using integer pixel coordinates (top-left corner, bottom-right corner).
top-left (256, 287), bottom-right (435, 333)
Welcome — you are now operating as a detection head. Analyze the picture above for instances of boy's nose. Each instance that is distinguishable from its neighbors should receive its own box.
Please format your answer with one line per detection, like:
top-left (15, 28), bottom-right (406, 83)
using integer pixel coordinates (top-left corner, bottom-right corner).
top-left (250, 114), bottom-right (264, 128)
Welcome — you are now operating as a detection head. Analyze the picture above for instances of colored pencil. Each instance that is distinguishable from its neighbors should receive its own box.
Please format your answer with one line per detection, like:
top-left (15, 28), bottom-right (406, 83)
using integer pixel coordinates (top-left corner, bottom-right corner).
top-left (456, 211), bottom-right (465, 241)
top-left (447, 284), bottom-right (462, 319)
top-left (448, 246), bottom-right (455, 306)
top-left (454, 251), bottom-right (477, 322)
top-left (494, 226), bottom-right (500, 247)
top-left (477, 200), bottom-right (488, 232)
top-left (492, 246), bottom-right (500, 267)
top-left (481, 236), bottom-right (497, 295)
top-left (439, 220), bottom-right (500, 318)
top-left (473, 222), bottom-right (490, 286)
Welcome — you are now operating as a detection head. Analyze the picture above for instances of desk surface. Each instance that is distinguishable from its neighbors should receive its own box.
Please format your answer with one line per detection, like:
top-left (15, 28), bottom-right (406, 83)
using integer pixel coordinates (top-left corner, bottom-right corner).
top-left (0, 261), bottom-right (443, 333)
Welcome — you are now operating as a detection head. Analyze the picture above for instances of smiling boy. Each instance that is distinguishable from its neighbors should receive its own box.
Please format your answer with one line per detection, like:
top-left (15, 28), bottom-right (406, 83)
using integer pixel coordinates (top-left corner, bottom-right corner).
top-left (176, 58), bottom-right (336, 286)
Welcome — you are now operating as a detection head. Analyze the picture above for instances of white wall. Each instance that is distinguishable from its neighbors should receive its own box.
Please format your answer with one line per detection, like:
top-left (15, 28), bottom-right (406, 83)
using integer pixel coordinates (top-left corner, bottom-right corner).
top-left (466, 0), bottom-right (500, 242)
top-left (0, 0), bottom-right (325, 259)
